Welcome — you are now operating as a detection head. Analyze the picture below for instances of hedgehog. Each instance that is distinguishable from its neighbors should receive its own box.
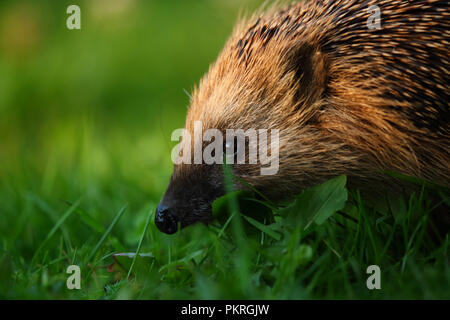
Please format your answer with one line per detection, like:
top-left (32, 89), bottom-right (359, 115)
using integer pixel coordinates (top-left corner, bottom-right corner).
top-left (155, 0), bottom-right (450, 234)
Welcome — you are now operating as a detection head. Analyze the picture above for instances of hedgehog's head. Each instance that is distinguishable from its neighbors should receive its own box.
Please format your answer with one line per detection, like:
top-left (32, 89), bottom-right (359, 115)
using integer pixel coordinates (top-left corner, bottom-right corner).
top-left (156, 12), bottom-right (331, 234)
top-left (156, 117), bottom-right (283, 234)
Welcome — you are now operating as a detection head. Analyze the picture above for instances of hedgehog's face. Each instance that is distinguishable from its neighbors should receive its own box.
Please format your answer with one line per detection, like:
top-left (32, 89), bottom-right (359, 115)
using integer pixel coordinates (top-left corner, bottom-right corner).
top-left (155, 125), bottom-right (281, 234)
top-left (155, 116), bottom-right (279, 234)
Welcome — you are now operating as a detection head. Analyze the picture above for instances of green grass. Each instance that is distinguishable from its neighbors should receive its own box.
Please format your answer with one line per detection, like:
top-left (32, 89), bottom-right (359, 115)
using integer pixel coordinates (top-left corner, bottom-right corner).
top-left (0, 0), bottom-right (449, 300)
top-left (1, 166), bottom-right (449, 299)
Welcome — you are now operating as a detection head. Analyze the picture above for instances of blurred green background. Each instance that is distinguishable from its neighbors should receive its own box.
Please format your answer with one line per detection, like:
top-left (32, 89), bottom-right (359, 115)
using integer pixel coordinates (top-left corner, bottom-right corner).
top-left (0, 0), bottom-right (261, 297)
top-left (0, 0), bottom-right (261, 194)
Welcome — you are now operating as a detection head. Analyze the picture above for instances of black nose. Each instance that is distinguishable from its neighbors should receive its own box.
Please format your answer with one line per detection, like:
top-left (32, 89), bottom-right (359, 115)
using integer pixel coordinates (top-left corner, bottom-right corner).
top-left (155, 205), bottom-right (179, 234)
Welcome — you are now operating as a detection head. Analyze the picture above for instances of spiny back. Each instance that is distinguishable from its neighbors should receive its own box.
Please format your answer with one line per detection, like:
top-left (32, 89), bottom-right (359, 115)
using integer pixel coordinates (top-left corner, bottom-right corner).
top-left (227, 0), bottom-right (449, 137)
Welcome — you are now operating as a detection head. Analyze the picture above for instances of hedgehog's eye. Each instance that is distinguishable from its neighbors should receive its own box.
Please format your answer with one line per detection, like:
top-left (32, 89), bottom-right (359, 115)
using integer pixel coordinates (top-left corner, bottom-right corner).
top-left (223, 137), bottom-right (238, 163)
top-left (224, 138), bottom-right (238, 155)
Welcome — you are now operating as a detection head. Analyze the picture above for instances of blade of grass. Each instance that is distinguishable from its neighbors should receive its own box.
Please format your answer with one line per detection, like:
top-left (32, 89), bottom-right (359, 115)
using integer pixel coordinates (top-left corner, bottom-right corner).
top-left (242, 214), bottom-right (281, 241)
top-left (127, 210), bottom-right (153, 280)
top-left (30, 198), bottom-right (82, 268)
top-left (87, 203), bottom-right (128, 263)
top-left (217, 211), bottom-right (237, 239)
top-left (61, 199), bottom-right (105, 234)
top-left (84, 204), bottom-right (128, 285)
top-left (28, 193), bottom-right (75, 255)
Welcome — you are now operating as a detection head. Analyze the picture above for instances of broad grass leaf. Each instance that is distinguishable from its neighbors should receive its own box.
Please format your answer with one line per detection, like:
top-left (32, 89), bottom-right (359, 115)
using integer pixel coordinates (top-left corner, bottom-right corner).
top-left (279, 175), bottom-right (348, 230)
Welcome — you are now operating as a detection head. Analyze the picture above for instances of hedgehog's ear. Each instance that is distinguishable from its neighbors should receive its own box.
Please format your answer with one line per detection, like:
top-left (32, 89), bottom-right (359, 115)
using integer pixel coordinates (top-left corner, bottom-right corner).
top-left (285, 43), bottom-right (328, 106)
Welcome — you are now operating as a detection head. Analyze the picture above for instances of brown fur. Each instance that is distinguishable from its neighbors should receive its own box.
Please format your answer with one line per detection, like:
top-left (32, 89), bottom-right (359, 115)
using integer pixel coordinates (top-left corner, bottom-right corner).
top-left (159, 0), bottom-right (449, 232)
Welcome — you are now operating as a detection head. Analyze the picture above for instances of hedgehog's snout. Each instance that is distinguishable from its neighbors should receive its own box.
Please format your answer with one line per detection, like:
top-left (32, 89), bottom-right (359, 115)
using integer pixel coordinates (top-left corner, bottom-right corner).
top-left (155, 164), bottom-right (226, 234)
top-left (155, 204), bottom-right (179, 234)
